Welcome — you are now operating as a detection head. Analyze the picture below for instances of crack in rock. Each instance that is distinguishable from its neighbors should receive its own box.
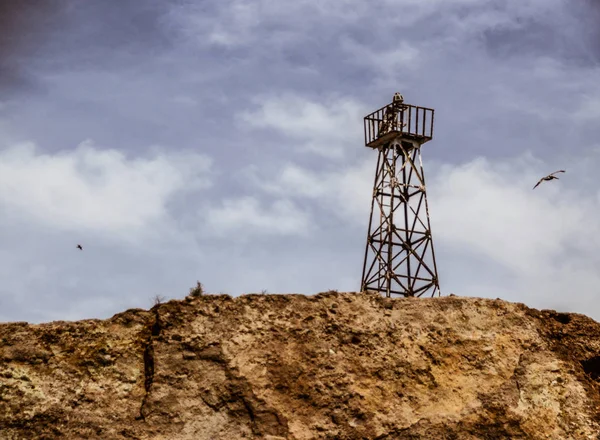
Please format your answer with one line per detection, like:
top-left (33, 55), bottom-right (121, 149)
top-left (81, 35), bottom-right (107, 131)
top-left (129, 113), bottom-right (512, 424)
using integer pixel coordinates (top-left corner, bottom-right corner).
top-left (138, 307), bottom-right (162, 421)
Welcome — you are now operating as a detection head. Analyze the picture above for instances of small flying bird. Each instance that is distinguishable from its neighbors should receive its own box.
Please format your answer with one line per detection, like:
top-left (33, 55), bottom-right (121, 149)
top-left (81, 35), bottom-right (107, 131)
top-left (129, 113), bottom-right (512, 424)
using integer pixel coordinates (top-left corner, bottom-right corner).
top-left (533, 170), bottom-right (565, 190)
top-left (76, 244), bottom-right (83, 250)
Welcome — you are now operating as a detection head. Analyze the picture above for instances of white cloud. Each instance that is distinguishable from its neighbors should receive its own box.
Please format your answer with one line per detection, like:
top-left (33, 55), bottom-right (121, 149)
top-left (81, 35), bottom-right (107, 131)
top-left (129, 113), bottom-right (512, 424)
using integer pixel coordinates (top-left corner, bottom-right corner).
top-left (203, 196), bottom-right (312, 238)
top-left (340, 38), bottom-right (422, 76)
top-left (243, 159), bottom-right (372, 222)
top-left (427, 154), bottom-right (600, 315)
top-left (428, 157), bottom-right (595, 272)
top-left (167, 0), bottom-right (372, 49)
top-left (257, 164), bottom-right (329, 198)
top-left (238, 94), bottom-right (364, 158)
top-left (171, 95), bottom-right (198, 107)
top-left (573, 94), bottom-right (600, 122)
top-left (0, 140), bottom-right (213, 240)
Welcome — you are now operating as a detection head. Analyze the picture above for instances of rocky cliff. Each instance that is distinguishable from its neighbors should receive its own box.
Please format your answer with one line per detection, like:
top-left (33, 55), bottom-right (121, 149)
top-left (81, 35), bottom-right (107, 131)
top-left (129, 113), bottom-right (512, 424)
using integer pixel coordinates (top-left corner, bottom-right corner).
top-left (1, 291), bottom-right (600, 439)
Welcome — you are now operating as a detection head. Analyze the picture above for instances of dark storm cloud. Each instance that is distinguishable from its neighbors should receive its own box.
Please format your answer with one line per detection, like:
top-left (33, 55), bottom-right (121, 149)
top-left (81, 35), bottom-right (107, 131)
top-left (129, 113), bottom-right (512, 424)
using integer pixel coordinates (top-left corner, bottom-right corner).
top-left (37, 1), bottom-right (175, 70)
top-left (483, 2), bottom-right (600, 66)
top-left (581, 0), bottom-right (600, 59)
top-left (0, 0), bottom-right (174, 94)
top-left (0, 0), bottom-right (65, 93)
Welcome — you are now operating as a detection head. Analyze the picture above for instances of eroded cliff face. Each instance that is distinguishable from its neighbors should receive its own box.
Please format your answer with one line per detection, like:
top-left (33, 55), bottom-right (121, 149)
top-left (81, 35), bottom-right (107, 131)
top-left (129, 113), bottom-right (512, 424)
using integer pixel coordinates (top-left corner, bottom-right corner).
top-left (1, 292), bottom-right (600, 440)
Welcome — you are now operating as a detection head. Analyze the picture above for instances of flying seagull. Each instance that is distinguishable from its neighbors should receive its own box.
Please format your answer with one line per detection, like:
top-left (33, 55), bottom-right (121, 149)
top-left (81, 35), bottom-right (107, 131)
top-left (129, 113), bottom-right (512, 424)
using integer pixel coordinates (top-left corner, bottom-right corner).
top-left (533, 170), bottom-right (565, 190)
top-left (76, 244), bottom-right (83, 250)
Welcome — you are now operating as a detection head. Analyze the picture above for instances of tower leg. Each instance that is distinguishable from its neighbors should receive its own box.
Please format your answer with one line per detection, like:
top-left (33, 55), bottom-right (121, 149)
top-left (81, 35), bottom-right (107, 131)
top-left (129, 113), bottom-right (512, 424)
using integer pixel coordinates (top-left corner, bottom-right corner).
top-left (361, 137), bottom-right (440, 298)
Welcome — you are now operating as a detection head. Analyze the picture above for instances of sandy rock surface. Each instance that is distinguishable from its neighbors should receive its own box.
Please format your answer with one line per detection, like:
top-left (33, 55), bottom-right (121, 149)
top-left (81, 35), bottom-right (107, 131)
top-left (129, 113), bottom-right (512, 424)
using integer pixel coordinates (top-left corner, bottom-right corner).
top-left (1, 291), bottom-right (600, 439)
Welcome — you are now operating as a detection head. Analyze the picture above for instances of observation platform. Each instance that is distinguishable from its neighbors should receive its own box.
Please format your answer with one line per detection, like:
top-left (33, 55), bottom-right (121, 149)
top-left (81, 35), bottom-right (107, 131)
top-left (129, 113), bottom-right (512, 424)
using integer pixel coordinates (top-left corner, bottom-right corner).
top-left (364, 101), bottom-right (434, 149)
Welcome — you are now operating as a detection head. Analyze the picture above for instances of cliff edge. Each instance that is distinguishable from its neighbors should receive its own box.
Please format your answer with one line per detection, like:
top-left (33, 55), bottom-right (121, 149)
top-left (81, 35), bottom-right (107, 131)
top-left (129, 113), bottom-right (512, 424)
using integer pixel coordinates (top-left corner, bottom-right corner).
top-left (1, 291), bottom-right (600, 439)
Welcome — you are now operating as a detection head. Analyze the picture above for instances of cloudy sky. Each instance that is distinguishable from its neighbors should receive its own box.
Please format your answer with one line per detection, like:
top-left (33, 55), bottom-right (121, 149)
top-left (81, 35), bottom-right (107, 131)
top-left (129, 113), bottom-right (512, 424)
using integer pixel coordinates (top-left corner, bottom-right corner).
top-left (1, 0), bottom-right (600, 323)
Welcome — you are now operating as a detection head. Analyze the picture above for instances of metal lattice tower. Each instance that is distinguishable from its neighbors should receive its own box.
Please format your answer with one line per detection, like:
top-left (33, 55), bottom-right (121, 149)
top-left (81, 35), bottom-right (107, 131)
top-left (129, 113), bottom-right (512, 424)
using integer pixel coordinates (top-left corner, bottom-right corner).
top-left (360, 93), bottom-right (441, 298)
